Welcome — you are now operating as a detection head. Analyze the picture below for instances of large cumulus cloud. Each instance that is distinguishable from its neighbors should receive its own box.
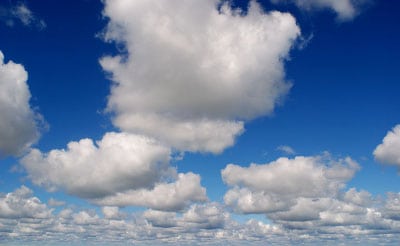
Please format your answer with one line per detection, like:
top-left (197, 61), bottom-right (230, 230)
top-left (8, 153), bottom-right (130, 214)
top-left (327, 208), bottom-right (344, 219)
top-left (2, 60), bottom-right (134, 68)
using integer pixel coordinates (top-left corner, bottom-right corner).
top-left (0, 51), bottom-right (41, 157)
top-left (100, 0), bottom-right (300, 153)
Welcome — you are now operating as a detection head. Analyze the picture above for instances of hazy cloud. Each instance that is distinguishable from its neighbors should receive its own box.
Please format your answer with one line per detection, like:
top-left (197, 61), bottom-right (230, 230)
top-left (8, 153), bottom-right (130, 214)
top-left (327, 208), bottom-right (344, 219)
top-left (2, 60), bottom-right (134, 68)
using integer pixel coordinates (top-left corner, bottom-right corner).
top-left (276, 145), bottom-right (296, 155)
top-left (0, 2), bottom-right (46, 29)
top-left (271, 0), bottom-right (367, 21)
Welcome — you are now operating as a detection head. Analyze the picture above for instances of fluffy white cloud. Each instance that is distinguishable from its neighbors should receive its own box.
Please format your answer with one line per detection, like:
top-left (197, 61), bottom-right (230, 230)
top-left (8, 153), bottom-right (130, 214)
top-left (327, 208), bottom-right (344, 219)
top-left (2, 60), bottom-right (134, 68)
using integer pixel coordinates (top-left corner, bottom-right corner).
top-left (373, 125), bottom-right (400, 167)
top-left (101, 206), bottom-right (126, 220)
top-left (21, 132), bottom-right (207, 211)
top-left (100, 0), bottom-right (300, 153)
top-left (0, 3), bottom-right (46, 29)
top-left (220, 154), bottom-right (400, 235)
top-left (271, 0), bottom-right (364, 21)
top-left (222, 155), bottom-right (362, 215)
top-left (222, 156), bottom-right (359, 203)
top-left (92, 172), bottom-right (207, 211)
top-left (0, 51), bottom-right (41, 157)
top-left (21, 132), bottom-right (172, 199)
top-left (0, 186), bottom-right (51, 219)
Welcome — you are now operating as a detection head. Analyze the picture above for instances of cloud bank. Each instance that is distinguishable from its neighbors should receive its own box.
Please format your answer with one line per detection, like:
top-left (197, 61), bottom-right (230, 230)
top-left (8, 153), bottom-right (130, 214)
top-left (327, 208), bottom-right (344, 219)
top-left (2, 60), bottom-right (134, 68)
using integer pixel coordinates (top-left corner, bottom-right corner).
top-left (2, 185), bottom-right (400, 245)
top-left (0, 51), bottom-right (41, 157)
top-left (100, 0), bottom-right (300, 153)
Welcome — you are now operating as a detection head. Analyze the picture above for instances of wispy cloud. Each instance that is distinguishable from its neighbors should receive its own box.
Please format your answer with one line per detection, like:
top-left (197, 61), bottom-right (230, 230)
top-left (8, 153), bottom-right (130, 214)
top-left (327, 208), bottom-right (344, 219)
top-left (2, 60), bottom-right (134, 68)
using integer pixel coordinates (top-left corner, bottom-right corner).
top-left (0, 2), bottom-right (46, 29)
top-left (276, 145), bottom-right (296, 155)
top-left (271, 0), bottom-right (370, 21)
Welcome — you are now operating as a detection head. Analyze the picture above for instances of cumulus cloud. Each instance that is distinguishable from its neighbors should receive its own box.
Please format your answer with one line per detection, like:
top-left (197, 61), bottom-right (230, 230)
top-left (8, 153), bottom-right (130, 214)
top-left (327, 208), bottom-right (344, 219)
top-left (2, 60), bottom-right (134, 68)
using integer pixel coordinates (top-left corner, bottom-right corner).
top-left (0, 186), bottom-right (51, 219)
top-left (373, 125), bottom-right (400, 167)
top-left (21, 132), bottom-right (207, 211)
top-left (0, 2), bottom-right (46, 29)
top-left (21, 132), bottom-right (171, 198)
top-left (100, 0), bottom-right (300, 153)
top-left (0, 51), bottom-right (42, 157)
top-left (220, 154), bottom-right (400, 236)
top-left (92, 172), bottom-right (207, 211)
top-left (222, 156), bottom-right (359, 205)
top-left (222, 155), bottom-right (369, 225)
top-left (271, 0), bottom-right (366, 21)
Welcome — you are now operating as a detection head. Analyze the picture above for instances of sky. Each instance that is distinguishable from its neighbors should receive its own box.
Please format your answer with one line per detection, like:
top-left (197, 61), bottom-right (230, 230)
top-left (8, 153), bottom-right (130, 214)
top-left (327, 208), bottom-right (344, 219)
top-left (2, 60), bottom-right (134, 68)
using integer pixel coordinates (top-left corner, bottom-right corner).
top-left (1, 0), bottom-right (400, 245)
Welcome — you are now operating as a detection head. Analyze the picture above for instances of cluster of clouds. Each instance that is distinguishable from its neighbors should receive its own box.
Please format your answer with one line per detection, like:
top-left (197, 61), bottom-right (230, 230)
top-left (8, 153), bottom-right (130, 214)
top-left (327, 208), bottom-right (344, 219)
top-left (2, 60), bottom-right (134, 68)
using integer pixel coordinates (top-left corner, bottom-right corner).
top-left (11, 0), bottom-right (303, 213)
top-left (2, 183), bottom-right (400, 245)
top-left (1, 0), bottom-right (400, 244)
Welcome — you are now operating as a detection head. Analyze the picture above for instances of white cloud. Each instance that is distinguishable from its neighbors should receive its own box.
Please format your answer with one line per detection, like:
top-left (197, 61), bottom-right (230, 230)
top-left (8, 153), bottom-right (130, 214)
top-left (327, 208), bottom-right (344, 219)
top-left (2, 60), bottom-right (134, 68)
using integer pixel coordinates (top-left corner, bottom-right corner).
top-left (21, 132), bottom-right (172, 199)
top-left (271, 0), bottom-right (365, 21)
top-left (1, 186), bottom-right (400, 245)
top-left (222, 156), bottom-right (359, 202)
top-left (0, 51), bottom-right (42, 157)
top-left (101, 206), bottom-right (126, 220)
top-left (0, 186), bottom-right (51, 219)
top-left (373, 125), bottom-right (400, 167)
top-left (92, 172), bottom-right (207, 211)
top-left (0, 3), bottom-right (46, 29)
top-left (100, 0), bottom-right (300, 153)
top-left (276, 145), bottom-right (296, 155)
top-left (220, 154), bottom-right (400, 236)
top-left (21, 132), bottom-right (207, 211)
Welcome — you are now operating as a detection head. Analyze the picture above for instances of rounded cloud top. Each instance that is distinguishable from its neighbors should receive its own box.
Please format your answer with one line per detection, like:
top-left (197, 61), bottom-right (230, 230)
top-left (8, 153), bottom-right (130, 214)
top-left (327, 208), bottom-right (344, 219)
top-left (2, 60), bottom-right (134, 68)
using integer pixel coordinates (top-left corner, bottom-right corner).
top-left (100, 0), bottom-right (300, 153)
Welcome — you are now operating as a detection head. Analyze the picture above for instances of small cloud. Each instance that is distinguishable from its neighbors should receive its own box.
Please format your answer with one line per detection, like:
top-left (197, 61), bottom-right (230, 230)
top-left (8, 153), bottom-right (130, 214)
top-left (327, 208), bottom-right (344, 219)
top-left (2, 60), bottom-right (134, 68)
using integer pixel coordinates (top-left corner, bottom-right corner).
top-left (373, 124), bottom-right (400, 168)
top-left (276, 145), bottom-right (296, 155)
top-left (0, 2), bottom-right (46, 30)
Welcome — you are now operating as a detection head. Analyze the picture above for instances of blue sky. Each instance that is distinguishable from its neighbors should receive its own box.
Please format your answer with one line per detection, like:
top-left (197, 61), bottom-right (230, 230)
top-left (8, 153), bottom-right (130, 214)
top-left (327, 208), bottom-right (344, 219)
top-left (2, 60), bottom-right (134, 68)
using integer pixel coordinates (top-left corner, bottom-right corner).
top-left (1, 0), bottom-right (400, 245)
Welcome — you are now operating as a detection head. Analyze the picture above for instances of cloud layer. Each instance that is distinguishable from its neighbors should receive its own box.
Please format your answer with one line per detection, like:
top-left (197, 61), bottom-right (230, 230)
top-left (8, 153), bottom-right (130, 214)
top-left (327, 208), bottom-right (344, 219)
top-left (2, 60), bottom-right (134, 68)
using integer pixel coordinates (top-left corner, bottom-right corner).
top-left (374, 125), bottom-right (400, 167)
top-left (100, 0), bottom-right (300, 153)
top-left (0, 51), bottom-right (41, 157)
top-left (2, 185), bottom-right (400, 245)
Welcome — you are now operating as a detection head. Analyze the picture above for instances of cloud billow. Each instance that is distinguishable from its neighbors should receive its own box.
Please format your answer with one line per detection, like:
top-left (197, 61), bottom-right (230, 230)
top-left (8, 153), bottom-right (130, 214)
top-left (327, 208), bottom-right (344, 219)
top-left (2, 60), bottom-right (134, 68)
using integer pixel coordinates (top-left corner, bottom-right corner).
top-left (21, 132), bottom-right (207, 211)
top-left (0, 51), bottom-right (41, 157)
top-left (100, 0), bottom-right (300, 153)
top-left (374, 125), bottom-right (400, 168)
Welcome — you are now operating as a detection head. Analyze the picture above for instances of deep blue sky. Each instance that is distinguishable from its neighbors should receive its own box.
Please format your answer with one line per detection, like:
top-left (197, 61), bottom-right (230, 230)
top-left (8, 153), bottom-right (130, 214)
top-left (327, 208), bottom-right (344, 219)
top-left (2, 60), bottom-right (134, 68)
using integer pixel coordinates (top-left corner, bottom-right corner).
top-left (1, 0), bottom-right (400, 244)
